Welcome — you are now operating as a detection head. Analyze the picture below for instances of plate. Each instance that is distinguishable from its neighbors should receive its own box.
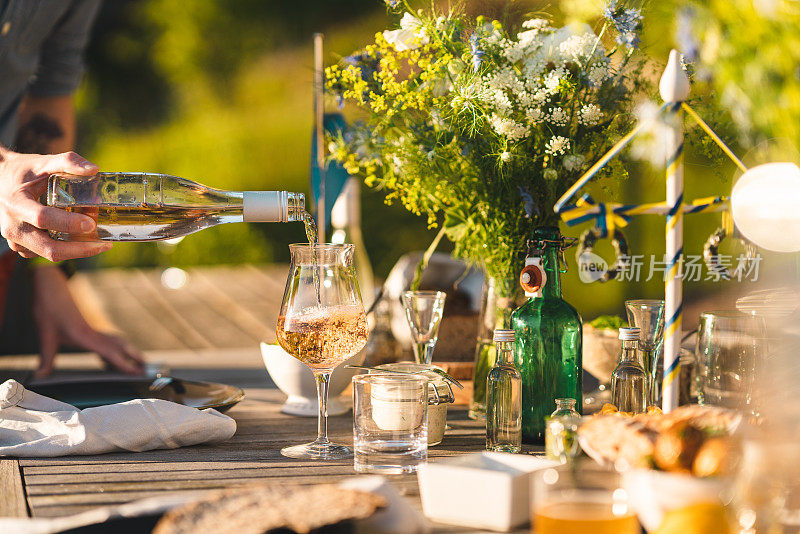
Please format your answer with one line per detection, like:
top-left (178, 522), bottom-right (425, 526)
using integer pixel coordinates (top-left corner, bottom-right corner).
top-left (28, 377), bottom-right (245, 412)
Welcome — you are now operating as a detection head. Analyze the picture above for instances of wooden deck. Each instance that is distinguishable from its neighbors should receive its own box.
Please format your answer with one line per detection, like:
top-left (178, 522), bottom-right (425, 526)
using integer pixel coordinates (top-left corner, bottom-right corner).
top-left (70, 265), bottom-right (291, 351)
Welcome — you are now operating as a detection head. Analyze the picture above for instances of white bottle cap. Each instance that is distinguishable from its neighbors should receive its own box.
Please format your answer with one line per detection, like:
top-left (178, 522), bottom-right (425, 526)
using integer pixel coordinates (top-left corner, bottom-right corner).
top-left (493, 329), bottom-right (515, 342)
top-left (243, 191), bottom-right (288, 222)
top-left (618, 327), bottom-right (641, 340)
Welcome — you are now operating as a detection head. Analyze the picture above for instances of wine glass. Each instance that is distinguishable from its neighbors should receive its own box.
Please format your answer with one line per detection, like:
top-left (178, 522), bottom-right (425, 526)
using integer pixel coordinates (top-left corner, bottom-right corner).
top-left (401, 290), bottom-right (446, 365)
top-left (696, 311), bottom-right (764, 413)
top-left (276, 243), bottom-right (368, 459)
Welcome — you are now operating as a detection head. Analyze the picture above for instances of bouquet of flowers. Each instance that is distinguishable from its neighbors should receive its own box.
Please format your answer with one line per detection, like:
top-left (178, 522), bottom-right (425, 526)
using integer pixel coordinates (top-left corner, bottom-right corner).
top-left (327, 1), bottom-right (648, 287)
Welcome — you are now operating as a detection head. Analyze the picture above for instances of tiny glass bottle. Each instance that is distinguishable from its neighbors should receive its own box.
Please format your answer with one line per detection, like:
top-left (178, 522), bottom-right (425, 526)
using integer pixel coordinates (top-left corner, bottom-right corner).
top-left (545, 398), bottom-right (580, 462)
top-left (486, 329), bottom-right (522, 453)
top-left (611, 327), bottom-right (647, 414)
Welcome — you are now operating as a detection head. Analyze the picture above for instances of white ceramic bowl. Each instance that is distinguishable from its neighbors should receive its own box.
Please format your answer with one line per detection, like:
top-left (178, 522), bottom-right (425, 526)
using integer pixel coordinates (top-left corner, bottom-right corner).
top-left (622, 469), bottom-right (726, 532)
top-left (259, 342), bottom-right (364, 417)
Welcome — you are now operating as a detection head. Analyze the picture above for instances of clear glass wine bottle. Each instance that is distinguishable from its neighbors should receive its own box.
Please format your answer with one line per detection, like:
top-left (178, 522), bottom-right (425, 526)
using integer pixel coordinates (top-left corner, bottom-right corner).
top-left (486, 329), bottom-right (522, 453)
top-left (47, 172), bottom-right (306, 242)
top-left (611, 327), bottom-right (648, 414)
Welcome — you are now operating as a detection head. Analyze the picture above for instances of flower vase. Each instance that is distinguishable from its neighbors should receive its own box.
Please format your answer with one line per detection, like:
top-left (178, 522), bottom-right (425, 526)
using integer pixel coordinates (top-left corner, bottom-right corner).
top-left (468, 275), bottom-right (525, 420)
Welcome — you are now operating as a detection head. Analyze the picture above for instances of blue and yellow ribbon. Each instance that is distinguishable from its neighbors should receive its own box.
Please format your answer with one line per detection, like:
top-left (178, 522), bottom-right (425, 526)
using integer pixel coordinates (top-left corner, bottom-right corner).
top-left (560, 194), bottom-right (631, 237)
top-left (559, 196), bottom-right (729, 228)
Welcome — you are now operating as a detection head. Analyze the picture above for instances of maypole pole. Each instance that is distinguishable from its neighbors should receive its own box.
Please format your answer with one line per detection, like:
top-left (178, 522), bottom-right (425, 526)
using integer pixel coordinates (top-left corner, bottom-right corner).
top-left (659, 50), bottom-right (690, 413)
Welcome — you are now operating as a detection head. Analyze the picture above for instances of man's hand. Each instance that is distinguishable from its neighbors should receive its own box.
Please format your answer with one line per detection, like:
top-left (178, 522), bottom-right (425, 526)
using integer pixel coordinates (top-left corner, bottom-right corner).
top-left (0, 146), bottom-right (112, 261)
top-left (32, 265), bottom-right (144, 378)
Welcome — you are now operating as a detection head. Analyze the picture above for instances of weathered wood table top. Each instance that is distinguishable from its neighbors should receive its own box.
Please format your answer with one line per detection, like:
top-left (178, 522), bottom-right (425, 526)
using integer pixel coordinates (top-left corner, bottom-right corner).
top-left (0, 348), bottom-right (536, 533)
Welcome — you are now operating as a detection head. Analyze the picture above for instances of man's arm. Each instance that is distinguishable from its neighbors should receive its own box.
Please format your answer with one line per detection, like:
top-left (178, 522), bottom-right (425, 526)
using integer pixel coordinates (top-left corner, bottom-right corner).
top-left (16, 95), bottom-right (76, 154)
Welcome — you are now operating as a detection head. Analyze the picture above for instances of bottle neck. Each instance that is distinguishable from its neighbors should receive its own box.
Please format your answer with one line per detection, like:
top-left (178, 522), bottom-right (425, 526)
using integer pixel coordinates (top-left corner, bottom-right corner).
top-left (495, 341), bottom-right (515, 365)
top-left (554, 399), bottom-right (576, 412)
top-left (620, 339), bottom-right (639, 362)
top-left (242, 191), bottom-right (305, 222)
top-left (540, 243), bottom-right (561, 299)
top-left (529, 226), bottom-right (563, 299)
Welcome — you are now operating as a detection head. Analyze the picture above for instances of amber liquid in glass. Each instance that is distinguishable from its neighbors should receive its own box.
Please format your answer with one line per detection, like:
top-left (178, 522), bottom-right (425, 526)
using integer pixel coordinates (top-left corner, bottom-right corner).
top-left (533, 500), bottom-right (639, 534)
top-left (276, 305), bottom-right (368, 370)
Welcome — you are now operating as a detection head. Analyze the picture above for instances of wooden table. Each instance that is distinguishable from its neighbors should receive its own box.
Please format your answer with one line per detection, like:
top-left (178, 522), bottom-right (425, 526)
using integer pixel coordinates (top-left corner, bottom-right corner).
top-left (0, 348), bottom-right (534, 532)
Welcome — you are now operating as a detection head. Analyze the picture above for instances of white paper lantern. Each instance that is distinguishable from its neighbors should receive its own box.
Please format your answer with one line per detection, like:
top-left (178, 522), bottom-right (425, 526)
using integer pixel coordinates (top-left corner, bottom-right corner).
top-left (731, 162), bottom-right (800, 252)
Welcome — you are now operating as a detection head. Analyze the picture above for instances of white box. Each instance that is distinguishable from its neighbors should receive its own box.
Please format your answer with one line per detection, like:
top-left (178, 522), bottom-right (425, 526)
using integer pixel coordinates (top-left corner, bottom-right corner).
top-left (417, 452), bottom-right (556, 532)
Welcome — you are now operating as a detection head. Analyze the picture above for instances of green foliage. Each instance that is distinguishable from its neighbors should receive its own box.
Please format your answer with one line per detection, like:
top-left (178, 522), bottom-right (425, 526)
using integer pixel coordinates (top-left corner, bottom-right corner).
top-left (588, 314), bottom-right (626, 329)
top-left (659, 0), bottom-right (800, 149)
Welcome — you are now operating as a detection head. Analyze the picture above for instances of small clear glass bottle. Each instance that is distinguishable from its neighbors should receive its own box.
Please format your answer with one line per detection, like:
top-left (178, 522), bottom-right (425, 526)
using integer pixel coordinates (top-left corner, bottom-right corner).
top-left (611, 327), bottom-right (647, 414)
top-left (545, 398), bottom-right (580, 462)
top-left (486, 329), bottom-right (522, 453)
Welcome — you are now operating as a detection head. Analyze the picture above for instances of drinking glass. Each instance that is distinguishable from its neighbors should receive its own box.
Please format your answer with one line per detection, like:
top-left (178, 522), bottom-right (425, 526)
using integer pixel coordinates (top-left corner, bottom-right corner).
top-left (532, 463), bottom-right (639, 534)
top-left (276, 243), bottom-right (368, 460)
top-left (696, 311), bottom-right (764, 412)
top-left (625, 299), bottom-right (664, 405)
top-left (401, 290), bottom-right (446, 365)
top-left (353, 374), bottom-right (428, 474)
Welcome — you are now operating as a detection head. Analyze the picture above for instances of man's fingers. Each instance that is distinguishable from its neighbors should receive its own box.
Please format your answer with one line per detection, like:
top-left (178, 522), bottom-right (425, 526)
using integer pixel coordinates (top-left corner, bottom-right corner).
top-left (37, 151), bottom-right (98, 177)
top-left (14, 197), bottom-right (96, 234)
top-left (118, 337), bottom-right (145, 365)
top-left (12, 226), bottom-right (111, 262)
top-left (7, 240), bottom-right (37, 258)
top-left (90, 334), bottom-right (144, 375)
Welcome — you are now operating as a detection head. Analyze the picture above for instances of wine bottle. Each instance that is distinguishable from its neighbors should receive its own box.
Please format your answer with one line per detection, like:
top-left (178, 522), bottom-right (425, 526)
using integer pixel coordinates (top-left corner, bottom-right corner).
top-left (47, 172), bottom-right (307, 242)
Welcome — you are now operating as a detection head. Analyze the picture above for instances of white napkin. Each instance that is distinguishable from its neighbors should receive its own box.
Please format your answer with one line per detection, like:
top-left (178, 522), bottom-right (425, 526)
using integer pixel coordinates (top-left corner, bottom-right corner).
top-left (0, 379), bottom-right (237, 456)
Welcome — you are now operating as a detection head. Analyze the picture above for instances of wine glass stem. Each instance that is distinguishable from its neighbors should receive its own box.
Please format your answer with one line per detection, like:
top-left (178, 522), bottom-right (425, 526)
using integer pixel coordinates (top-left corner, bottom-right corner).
top-left (413, 342), bottom-right (433, 365)
top-left (314, 371), bottom-right (331, 444)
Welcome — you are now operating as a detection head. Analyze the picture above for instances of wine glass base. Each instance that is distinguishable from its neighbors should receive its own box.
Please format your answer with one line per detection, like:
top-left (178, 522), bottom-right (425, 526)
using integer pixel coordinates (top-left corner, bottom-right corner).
top-left (280, 441), bottom-right (352, 460)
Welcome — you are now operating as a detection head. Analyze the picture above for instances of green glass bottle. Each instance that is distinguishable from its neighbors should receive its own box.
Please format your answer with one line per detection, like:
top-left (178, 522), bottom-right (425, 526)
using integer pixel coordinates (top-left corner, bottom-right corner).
top-left (512, 226), bottom-right (582, 444)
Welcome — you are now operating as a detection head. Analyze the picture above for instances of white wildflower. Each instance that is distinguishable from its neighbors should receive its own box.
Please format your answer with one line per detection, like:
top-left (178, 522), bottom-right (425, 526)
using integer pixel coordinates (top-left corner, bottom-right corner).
top-left (544, 168), bottom-right (559, 180)
top-left (522, 18), bottom-right (551, 31)
top-left (502, 41), bottom-right (525, 63)
top-left (489, 114), bottom-right (530, 142)
top-left (531, 89), bottom-right (549, 104)
top-left (544, 68), bottom-right (565, 93)
top-left (558, 32), bottom-right (597, 62)
top-left (523, 57), bottom-right (547, 81)
top-left (588, 64), bottom-right (610, 86)
top-left (500, 151), bottom-right (512, 162)
top-left (563, 154), bottom-right (585, 172)
top-left (484, 28), bottom-right (503, 45)
top-left (490, 89), bottom-right (513, 114)
top-left (518, 91), bottom-right (535, 108)
top-left (383, 13), bottom-right (429, 51)
top-left (486, 67), bottom-right (524, 92)
top-left (578, 104), bottom-right (603, 126)
top-left (526, 107), bottom-right (546, 124)
top-left (545, 135), bottom-right (571, 156)
top-left (548, 107), bottom-right (569, 127)
top-left (516, 29), bottom-right (543, 51)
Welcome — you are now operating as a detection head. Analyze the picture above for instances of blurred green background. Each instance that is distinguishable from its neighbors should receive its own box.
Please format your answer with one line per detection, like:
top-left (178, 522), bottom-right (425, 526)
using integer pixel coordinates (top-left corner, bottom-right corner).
top-left (73, 0), bottom-right (794, 322)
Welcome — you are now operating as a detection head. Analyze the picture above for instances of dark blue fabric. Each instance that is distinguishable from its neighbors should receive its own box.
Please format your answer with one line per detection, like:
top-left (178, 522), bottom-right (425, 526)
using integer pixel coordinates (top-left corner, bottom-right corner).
top-left (0, 0), bottom-right (101, 147)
